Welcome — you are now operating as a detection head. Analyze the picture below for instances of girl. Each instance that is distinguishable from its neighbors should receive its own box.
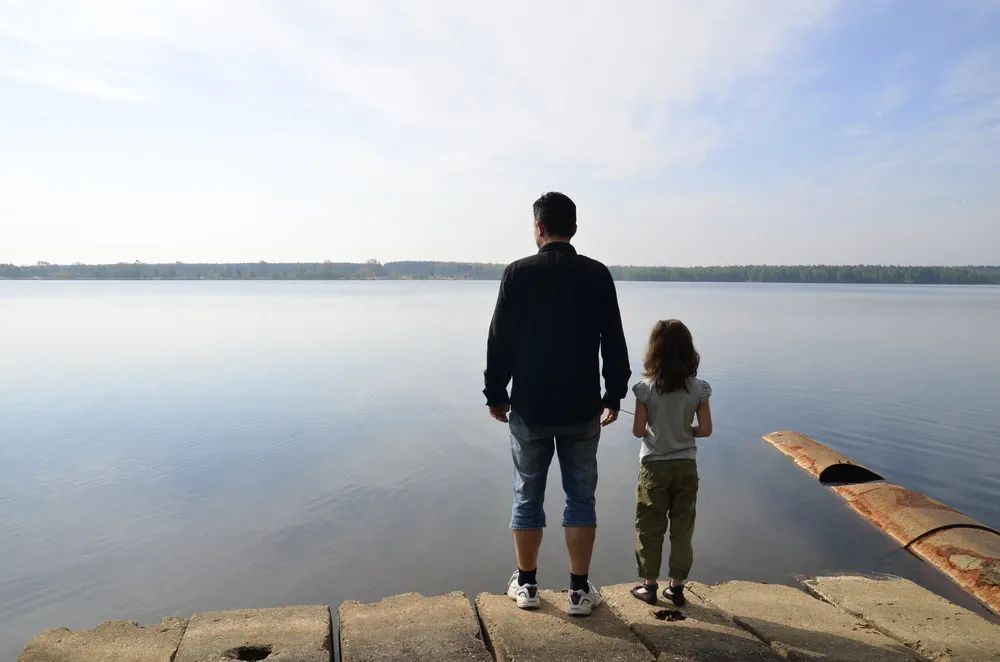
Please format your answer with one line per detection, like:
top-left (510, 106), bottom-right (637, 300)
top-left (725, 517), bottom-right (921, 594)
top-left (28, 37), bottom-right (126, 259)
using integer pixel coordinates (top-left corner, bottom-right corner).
top-left (629, 319), bottom-right (712, 607)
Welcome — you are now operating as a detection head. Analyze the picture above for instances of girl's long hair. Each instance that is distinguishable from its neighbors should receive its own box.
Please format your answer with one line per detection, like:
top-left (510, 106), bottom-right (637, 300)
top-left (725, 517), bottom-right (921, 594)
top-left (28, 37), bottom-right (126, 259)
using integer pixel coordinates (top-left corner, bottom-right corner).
top-left (643, 319), bottom-right (700, 394)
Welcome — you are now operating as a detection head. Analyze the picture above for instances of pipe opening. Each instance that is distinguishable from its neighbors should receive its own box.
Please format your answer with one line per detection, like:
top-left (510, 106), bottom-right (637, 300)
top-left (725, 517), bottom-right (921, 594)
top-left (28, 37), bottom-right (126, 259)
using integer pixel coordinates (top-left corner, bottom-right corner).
top-left (818, 464), bottom-right (884, 486)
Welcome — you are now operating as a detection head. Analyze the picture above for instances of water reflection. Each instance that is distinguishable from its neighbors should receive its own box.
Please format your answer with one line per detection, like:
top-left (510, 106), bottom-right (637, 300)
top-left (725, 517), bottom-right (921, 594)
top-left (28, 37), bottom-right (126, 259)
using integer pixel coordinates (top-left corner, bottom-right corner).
top-left (1, 281), bottom-right (998, 657)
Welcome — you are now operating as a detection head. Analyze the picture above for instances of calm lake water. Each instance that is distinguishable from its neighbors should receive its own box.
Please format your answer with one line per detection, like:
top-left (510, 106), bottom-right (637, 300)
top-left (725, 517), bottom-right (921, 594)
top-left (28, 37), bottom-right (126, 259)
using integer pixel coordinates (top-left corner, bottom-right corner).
top-left (2, 280), bottom-right (999, 656)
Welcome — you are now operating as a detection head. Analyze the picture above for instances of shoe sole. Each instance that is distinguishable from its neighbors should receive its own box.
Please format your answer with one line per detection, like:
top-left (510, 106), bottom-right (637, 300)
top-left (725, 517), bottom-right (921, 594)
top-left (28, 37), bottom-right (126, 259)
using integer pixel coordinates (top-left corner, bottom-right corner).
top-left (566, 599), bottom-right (600, 617)
top-left (507, 591), bottom-right (541, 609)
top-left (568, 585), bottom-right (602, 616)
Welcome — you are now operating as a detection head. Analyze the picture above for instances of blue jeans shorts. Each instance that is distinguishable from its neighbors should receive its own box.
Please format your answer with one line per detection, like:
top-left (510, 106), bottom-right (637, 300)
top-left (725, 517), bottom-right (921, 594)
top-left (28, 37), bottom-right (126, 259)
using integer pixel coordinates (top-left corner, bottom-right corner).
top-left (508, 409), bottom-right (601, 529)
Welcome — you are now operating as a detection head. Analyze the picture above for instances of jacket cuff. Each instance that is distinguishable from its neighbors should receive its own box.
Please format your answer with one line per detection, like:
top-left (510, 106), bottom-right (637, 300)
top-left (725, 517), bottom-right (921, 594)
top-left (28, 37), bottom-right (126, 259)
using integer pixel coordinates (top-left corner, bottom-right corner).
top-left (484, 387), bottom-right (510, 407)
top-left (601, 395), bottom-right (621, 411)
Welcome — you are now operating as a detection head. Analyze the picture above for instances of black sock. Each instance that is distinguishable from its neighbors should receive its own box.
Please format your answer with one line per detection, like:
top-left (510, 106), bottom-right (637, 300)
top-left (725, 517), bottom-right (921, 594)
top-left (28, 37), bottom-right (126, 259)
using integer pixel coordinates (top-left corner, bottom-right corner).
top-left (570, 573), bottom-right (589, 592)
top-left (643, 581), bottom-right (658, 592)
top-left (518, 568), bottom-right (537, 586)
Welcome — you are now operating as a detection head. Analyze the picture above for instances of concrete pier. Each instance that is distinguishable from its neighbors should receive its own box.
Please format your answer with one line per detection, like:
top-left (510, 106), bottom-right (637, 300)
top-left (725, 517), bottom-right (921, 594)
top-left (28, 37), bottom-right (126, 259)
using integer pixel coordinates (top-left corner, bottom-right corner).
top-left (339, 592), bottom-right (490, 662)
top-left (601, 582), bottom-right (780, 661)
top-left (173, 606), bottom-right (331, 662)
top-left (692, 580), bottom-right (916, 660)
top-left (20, 575), bottom-right (1000, 661)
top-left (475, 589), bottom-right (652, 661)
top-left (19, 617), bottom-right (187, 662)
top-left (802, 575), bottom-right (1000, 662)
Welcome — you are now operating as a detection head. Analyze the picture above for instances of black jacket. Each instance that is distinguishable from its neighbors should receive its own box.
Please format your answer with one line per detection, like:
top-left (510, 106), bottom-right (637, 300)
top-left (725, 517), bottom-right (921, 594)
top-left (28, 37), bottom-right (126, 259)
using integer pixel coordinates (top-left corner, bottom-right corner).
top-left (483, 242), bottom-right (631, 425)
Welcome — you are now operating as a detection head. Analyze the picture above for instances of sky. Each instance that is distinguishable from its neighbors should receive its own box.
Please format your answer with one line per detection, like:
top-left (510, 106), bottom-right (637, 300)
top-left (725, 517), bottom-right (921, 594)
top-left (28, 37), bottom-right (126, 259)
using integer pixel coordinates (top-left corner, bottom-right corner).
top-left (1, 1), bottom-right (998, 266)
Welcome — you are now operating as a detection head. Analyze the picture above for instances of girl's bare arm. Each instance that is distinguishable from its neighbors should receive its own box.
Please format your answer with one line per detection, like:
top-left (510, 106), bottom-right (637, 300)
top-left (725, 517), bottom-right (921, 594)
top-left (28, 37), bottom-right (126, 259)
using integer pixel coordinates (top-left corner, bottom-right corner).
top-left (692, 400), bottom-right (713, 438)
top-left (632, 400), bottom-right (647, 438)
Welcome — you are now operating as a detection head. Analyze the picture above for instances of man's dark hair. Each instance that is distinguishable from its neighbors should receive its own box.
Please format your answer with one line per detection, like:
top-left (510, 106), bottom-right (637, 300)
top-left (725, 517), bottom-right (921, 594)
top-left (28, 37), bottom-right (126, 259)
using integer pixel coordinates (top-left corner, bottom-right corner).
top-left (533, 192), bottom-right (577, 238)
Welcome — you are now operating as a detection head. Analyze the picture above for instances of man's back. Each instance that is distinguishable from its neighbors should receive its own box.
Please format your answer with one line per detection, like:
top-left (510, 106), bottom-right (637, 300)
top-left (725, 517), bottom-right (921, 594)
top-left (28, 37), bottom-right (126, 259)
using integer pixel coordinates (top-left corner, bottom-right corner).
top-left (484, 241), bottom-right (630, 426)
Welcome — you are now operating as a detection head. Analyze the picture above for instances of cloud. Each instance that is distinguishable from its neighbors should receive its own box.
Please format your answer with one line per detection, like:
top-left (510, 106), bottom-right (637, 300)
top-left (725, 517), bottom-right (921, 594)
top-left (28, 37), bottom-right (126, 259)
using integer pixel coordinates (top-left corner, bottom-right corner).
top-left (0, 1), bottom-right (835, 177)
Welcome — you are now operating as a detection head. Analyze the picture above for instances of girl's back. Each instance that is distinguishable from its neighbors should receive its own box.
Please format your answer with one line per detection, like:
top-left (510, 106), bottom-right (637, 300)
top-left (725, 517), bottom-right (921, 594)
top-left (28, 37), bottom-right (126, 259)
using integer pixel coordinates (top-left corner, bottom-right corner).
top-left (633, 376), bottom-right (711, 463)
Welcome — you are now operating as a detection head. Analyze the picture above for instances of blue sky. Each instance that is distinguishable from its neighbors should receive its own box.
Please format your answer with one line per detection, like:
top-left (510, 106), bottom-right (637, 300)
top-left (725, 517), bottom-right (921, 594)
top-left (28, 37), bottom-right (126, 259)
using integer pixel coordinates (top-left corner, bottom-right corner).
top-left (1, 1), bottom-right (998, 265)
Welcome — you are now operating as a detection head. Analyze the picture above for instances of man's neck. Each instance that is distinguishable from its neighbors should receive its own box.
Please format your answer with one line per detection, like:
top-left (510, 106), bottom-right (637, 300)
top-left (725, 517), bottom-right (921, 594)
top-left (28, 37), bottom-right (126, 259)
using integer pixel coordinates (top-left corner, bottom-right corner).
top-left (538, 236), bottom-right (572, 248)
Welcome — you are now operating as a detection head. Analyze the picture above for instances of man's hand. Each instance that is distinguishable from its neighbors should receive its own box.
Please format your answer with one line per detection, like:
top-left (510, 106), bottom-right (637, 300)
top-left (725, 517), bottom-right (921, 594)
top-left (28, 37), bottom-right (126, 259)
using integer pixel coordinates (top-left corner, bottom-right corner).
top-left (489, 403), bottom-right (511, 423)
top-left (601, 408), bottom-right (619, 427)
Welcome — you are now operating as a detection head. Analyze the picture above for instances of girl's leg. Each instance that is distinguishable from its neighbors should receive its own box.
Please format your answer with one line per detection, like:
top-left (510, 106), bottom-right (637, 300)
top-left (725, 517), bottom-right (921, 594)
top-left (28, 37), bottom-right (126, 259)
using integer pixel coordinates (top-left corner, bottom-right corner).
top-left (634, 464), bottom-right (671, 582)
top-left (666, 461), bottom-right (699, 584)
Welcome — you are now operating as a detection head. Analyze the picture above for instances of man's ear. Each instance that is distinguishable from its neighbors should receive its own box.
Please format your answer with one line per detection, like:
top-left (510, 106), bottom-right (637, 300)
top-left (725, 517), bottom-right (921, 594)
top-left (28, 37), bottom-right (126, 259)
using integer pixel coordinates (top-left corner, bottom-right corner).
top-left (535, 220), bottom-right (546, 238)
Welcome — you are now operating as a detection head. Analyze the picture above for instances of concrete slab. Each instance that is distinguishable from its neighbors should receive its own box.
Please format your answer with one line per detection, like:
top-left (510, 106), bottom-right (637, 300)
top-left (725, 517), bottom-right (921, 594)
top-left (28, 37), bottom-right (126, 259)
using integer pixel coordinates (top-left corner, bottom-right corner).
top-left (803, 575), bottom-right (1000, 661)
top-left (692, 581), bottom-right (917, 661)
top-left (173, 605), bottom-right (331, 662)
top-left (476, 590), bottom-right (654, 662)
top-left (602, 583), bottom-right (780, 661)
top-left (339, 591), bottom-right (491, 662)
top-left (19, 617), bottom-right (187, 662)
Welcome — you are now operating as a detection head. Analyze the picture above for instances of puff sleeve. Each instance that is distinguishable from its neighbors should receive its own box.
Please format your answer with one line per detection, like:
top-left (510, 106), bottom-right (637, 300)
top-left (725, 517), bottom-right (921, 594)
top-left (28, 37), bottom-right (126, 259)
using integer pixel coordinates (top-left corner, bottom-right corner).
top-left (698, 379), bottom-right (712, 404)
top-left (632, 380), bottom-right (651, 405)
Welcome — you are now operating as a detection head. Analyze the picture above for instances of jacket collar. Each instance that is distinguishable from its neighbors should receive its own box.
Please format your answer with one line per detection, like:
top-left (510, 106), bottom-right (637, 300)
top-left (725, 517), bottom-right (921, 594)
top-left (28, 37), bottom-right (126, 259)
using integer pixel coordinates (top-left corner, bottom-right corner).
top-left (539, 241), bottom-right (576, 254)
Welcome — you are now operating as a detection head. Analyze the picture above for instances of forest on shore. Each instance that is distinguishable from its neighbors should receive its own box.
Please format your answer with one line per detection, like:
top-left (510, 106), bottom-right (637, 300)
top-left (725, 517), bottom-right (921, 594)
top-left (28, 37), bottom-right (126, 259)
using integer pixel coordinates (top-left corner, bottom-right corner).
top-left (3, 261), bottom-right (999, 284)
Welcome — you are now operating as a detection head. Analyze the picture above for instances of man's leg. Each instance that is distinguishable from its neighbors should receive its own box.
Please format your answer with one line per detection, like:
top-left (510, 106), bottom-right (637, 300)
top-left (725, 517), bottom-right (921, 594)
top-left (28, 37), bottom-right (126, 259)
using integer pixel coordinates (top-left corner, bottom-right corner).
top-left (555, 418), bottom-right (601, 601)
top-left (509, 413), bottom-right (555, 605)
top-left (564, 526), bottom-right (595, 575)
top-left (513, 529), bottom-right (544, 573)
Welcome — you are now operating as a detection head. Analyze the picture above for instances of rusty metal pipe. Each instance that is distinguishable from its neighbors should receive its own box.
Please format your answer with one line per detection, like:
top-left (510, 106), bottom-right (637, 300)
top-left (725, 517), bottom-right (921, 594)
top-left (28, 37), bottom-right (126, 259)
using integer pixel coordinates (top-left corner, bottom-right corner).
top-left (762, 430), bottom-right (883, 485)
top-left (762, 430), bottom-right (1000, 614)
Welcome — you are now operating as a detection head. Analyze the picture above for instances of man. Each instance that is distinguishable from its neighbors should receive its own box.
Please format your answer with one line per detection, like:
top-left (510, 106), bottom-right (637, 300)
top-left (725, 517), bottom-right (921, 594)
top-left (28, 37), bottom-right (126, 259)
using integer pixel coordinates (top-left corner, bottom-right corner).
top-left (484, 192), bottom-right (630, 616)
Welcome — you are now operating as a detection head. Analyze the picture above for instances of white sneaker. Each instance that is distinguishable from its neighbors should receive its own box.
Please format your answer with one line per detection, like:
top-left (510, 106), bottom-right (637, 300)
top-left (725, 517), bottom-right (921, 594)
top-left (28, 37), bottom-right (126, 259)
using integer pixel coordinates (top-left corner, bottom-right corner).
top-left (506, 571), bottom-right (540, 609)
top-left (567, 581), bottom-right (602, 616)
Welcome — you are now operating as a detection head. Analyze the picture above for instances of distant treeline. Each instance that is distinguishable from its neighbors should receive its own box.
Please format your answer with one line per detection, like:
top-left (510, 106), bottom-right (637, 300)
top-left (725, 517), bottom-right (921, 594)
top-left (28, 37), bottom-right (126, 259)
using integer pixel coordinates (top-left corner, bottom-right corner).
top-left (2, 261), bottom-right (999, 284)
top-left (611, 265), bottom-right (1000, 284)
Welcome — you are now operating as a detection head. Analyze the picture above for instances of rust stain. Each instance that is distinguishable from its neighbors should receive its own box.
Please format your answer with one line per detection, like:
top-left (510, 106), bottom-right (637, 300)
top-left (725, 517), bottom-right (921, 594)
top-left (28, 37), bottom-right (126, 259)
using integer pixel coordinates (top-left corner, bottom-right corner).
top-left (911, 528), bottom-right (1000, 614)
top-left (891, 489), bottom-right (958, 512)
top-left (834, 482), bottom-right (993, 546)
top-left (831, 483), bottom-right (884, 502)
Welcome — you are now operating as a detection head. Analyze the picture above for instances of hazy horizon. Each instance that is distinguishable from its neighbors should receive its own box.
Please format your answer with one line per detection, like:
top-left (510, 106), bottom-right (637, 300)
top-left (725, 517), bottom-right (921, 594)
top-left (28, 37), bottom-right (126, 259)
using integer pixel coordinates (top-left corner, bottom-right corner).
top-left (3, 2), bottom-right (999, 266)
top-left (7, 258), bottom-right (1000, 269)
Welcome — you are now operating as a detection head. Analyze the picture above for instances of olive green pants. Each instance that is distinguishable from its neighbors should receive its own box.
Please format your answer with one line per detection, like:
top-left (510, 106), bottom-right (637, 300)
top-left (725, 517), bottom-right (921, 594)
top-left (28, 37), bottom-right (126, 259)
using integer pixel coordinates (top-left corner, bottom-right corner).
top-left (634, 459), bottom-right (698, 581)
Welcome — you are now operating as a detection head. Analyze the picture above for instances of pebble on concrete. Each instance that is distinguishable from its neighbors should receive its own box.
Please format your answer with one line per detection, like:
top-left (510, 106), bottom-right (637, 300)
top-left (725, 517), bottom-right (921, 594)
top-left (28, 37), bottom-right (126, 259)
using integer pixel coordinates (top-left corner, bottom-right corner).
top-left (802, 575), bottom-right (1000, 662)
top-left (339, 591), bottom-right (492, 662)
top-left (692, 580), bottom-right (917, 661)
top-left (476, 589), bottom-right (654, 662)
top-left (173, 605), bottom-right (331, 662)
top-left (19, 617), bottom-right (187, 662)
top-left (601, 583), bottom-right (781, 661)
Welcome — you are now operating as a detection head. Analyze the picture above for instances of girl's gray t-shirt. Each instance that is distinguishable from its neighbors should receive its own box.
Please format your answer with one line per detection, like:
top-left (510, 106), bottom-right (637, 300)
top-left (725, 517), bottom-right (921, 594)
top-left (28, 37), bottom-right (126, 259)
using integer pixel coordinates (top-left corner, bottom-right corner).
top-left (632, 376), bottom-right (711, 463)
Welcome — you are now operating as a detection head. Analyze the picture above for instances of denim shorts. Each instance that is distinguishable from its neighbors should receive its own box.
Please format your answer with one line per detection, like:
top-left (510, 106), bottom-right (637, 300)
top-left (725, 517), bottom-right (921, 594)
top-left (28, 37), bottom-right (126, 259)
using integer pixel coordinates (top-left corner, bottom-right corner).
top-left (508, 409), bottom-right (601, 529)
